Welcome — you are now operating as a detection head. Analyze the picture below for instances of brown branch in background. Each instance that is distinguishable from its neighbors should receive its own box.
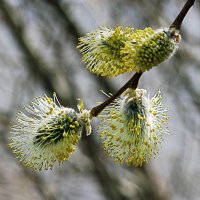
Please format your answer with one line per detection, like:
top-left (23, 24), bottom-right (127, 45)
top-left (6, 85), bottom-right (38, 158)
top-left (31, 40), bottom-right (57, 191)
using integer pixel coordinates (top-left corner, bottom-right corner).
top-left (81, 129), bottom-right (129, 200)
top-left (170, 0), bottom-right (195, 30)
top-left (0, 0), bottom-right (76, 107)
top-left (0, 1), bottom-right (54, 93)
top-left (44, 0), bottom-right (116, 94)
top-left (44, 0), bottom-right (81, 43)
top-left (91, 72), bottom-right (142, 117)
top-left (0, 2), bottom-right (65, 200)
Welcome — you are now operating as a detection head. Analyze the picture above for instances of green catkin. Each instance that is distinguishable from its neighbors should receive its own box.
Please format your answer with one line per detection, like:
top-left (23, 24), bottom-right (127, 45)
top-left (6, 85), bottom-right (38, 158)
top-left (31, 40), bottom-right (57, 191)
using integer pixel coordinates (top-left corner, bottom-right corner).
top-left (98, 88), bottom-right (169, 166)
top-left (9, 94), bottom-right (91, 171)
top-left (78, 27), bottom-right (180, 77)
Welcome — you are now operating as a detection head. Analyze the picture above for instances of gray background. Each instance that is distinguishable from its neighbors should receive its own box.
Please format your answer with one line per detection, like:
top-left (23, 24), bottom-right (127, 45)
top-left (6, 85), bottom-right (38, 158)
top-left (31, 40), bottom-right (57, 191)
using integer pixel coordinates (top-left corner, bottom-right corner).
top-left (0, 0), bottom-right (200, 200)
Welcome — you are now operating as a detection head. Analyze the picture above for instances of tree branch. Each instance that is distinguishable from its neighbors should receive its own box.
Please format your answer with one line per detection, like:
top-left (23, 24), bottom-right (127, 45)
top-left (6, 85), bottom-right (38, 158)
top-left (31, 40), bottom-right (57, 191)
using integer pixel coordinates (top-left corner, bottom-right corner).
top-left (91, 72), bottom-right (142, 117)
top-left (170, 0), bottom-right (195, 30)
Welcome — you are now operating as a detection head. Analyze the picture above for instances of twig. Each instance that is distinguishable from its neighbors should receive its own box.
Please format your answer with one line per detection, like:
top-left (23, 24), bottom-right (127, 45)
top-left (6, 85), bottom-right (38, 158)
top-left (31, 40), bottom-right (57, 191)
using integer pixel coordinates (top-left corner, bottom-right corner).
top-left (91, 72), bottom-right (142, 117)
top-left (170, 0), bottom-right (195, 30)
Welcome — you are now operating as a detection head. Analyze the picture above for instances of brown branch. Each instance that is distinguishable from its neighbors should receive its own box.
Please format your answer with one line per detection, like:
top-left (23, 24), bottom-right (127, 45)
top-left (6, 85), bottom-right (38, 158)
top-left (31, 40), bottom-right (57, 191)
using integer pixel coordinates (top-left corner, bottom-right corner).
top-left (170, 0), bottom-right (195, 30)
top-left (91, 72), bottom-right (143, 117)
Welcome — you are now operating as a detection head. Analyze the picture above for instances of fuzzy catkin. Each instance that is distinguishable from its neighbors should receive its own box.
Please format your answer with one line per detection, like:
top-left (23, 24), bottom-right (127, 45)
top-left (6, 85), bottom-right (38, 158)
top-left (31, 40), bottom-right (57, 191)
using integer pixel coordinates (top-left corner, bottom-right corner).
top-left (9, 94), bottom-right (91, 171)
top-left (98, 88), bottom-right (169, 166)
top-left (78, 27), bottom-right (180, 77)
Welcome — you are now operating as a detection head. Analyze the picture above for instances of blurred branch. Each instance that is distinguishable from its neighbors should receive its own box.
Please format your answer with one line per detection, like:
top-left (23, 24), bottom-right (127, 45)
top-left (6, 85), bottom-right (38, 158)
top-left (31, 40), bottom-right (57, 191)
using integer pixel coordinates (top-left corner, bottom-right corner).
top-left (43, 0), bottom-right (116, 93)
top-left (0, 1), bottom-right (54, 93)
top-left (0, 112), bottom-right (11, 127)
top-left (81, 130), bottom-right (129, 200)
top-left (43, 0), bottom-right (81, 43)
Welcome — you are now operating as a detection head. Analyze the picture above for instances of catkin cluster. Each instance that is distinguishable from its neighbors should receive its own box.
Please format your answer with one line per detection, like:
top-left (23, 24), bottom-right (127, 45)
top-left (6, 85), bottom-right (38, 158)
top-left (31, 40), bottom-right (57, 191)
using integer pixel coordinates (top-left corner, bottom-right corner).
top-left (10, 25), bottom-right (181, 171)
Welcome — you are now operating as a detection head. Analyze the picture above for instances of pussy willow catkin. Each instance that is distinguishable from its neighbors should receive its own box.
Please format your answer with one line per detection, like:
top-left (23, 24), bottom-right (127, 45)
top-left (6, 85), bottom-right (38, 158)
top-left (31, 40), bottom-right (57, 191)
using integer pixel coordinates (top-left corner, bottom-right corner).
top-left (10, 94), bottom-right (91, 171)
top-left (78, 27), bottom-right (180, 77)
top-left (98, 88), bottom-right (169, 166)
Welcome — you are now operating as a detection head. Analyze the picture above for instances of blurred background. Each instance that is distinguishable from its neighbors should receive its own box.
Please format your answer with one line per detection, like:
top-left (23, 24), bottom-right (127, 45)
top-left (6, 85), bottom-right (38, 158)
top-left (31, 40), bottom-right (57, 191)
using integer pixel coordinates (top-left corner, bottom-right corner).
top-left (0, 0), bottom-right (200, 199)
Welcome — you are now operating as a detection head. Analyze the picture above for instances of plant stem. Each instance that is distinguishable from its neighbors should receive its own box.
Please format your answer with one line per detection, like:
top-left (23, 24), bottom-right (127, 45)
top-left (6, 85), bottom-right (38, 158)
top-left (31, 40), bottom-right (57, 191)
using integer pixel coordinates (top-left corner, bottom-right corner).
top-left (170, 0), bottom-right (195, 30)
top-left (91, 72), bottom-right (142, 117)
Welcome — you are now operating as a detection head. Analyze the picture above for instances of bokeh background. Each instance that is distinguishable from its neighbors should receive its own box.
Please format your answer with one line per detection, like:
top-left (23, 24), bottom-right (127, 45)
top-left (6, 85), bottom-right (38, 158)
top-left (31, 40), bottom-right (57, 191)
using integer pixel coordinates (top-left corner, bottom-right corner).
top-left (0, 0), bottom-right (200, 199)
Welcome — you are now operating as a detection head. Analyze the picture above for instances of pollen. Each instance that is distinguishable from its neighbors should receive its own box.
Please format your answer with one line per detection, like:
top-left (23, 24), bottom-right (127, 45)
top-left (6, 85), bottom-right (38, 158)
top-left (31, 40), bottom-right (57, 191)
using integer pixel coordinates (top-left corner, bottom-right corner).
top-left (9, 94), bottom-right (92, 171)
top-left (98, 88), bottom-right (170, 167)
top-left (78, 26), bottom-right (180, 77)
